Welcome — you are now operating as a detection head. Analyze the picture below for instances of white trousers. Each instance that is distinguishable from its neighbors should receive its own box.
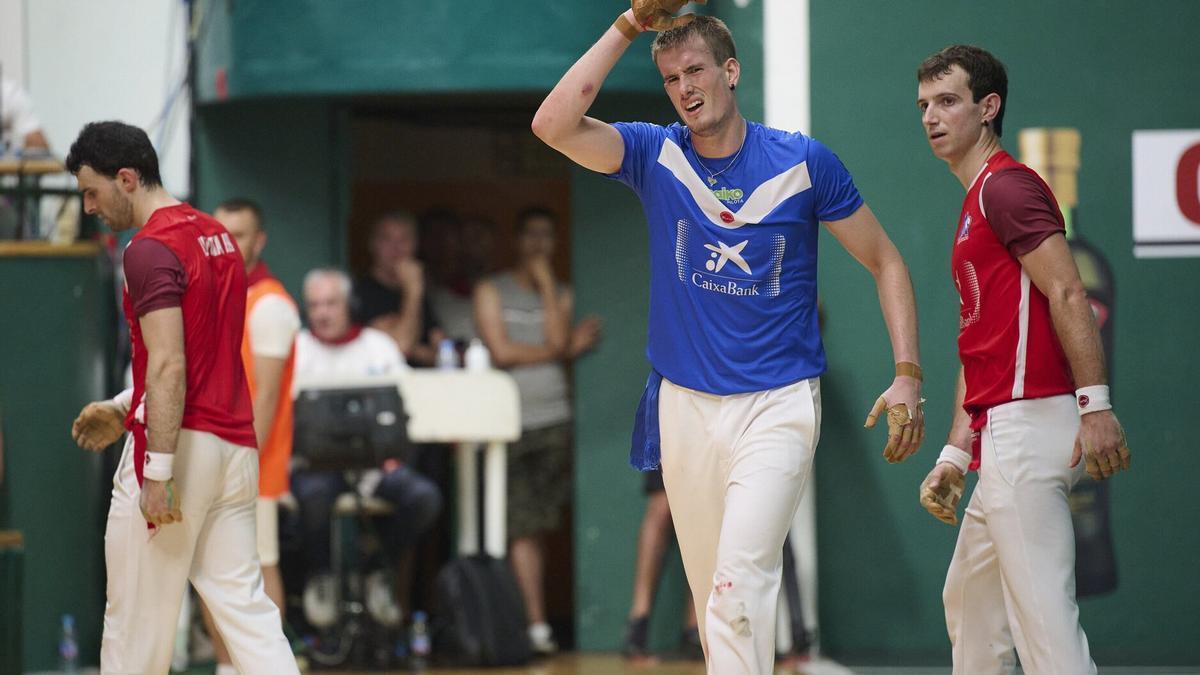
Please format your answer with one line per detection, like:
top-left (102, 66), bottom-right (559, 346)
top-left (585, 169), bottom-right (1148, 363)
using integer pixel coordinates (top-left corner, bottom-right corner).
top-left (943, 395), bottom-right (1095, 675)
top-left (102, 429), bottom-right (298, 675)
top-left (659, 377), bottom-right (820, 675)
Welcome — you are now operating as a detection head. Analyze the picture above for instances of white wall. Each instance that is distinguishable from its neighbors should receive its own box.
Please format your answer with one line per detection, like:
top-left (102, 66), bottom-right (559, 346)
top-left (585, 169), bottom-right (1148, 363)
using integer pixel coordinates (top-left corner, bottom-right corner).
top-left (764, 0), bottom-right (810, 134)
top-left (13, 0), bottom-right (191, 196)
top-left (0, 0), bottom-right (26, 86)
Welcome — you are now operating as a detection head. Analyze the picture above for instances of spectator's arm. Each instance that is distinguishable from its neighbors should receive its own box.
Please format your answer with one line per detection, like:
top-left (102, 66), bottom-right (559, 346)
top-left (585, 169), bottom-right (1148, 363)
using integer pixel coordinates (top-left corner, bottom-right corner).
top-left (473, 280), bottom-right (565, 368)
top-left (250, 356), bottom-right (287, 449)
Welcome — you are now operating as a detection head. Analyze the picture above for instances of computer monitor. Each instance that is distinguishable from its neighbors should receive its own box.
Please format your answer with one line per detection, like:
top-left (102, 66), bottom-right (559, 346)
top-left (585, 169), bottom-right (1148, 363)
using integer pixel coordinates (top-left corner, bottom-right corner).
top-left (292, 380), bottom-right (413, 472)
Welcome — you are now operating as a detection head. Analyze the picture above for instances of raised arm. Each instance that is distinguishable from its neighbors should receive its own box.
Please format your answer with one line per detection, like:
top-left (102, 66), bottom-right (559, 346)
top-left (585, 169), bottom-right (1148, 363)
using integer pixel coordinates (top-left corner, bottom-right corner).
top-left (530, 10), bottom-right (642, 174)
top-left (825, 204), bottom-right (924, 462)
top-left (369, 259), bottom-right (425, 357)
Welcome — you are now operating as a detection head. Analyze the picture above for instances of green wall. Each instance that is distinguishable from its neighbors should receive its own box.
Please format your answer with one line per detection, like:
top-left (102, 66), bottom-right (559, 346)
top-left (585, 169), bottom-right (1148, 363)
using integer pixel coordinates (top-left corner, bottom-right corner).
top-left (193, 100), bottom-right (350, 298)
top-left (0, 251), bottom-right (113, 671)
top-left (808, 0), bottom-right (1200, 665)
top-left (193, 0), bottom-right (668, 103)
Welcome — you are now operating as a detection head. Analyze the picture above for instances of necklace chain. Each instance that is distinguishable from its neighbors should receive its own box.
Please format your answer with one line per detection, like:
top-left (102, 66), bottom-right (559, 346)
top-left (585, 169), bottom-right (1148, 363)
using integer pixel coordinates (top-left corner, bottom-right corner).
top-left (693, 127), bottom-right (746, 186)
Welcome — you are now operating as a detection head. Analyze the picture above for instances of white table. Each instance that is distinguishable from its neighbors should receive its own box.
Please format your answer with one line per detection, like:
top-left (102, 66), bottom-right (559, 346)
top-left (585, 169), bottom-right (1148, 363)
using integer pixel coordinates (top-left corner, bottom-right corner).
top-left (293, 370), bottom-right (521, 558)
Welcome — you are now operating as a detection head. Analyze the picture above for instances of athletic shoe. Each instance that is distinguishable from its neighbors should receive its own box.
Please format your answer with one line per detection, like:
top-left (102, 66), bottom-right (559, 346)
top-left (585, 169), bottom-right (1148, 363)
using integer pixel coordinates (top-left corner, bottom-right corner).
top-left (303, 574), bottom-right (340, 629)
top-left (679, 626), bottom-right (704, 661)
top-left (365, 570), bottom-right (403, 627)
top-left (622, 615), bottom-right (657, 663)
top-left (528, 621), bottom-right (558, 655)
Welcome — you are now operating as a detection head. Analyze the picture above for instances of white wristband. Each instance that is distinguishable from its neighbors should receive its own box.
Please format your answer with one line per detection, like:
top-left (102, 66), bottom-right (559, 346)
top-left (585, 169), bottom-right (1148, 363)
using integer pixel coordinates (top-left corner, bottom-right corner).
top-left (1075, 385), bottom-right (1111, 416)
top-left (144, 452), bottom-right (174, 481)
top-left (112, 388), bottom-right (134, 415)
top-left (936, 444), bottom-right (971, 474)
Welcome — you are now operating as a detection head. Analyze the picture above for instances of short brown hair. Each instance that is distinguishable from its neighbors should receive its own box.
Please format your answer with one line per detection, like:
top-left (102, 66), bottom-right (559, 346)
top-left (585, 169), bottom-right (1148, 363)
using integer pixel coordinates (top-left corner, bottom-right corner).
top-left (917, 45), bottom-right (1008, 137)
top-left (651, 16), bottom-right (737, 67)
top-left (216, 197), bottom-right (264, 231)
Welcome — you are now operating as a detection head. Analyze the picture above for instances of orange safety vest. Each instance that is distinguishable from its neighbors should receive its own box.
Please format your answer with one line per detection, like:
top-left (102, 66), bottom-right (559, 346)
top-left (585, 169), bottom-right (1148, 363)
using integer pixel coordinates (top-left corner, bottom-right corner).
top-left (242, 276), bottom-right (297, 498)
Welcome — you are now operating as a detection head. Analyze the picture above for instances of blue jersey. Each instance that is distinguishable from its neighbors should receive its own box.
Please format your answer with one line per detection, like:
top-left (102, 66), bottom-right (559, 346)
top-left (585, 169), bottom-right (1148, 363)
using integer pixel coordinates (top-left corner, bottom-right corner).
top-left (609, 120), bottom-right (863, 395)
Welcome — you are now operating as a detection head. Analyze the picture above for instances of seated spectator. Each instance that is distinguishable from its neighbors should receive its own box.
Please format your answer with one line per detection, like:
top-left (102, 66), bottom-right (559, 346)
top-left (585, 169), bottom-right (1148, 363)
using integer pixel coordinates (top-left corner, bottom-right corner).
top-left (1, 76), bottom-right (49, 153)
top-left (291, 268), bottom-right (443, 632)
top-left (353, 211), bottom-right (443, 366)
top-left (1, 76), bottom-right (51, 239)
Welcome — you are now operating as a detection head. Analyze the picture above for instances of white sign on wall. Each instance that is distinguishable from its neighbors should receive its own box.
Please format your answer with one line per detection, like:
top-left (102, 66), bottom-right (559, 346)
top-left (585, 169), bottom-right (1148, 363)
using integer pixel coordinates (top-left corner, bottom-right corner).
top-left (1133, 129), bottom-right (1200, 258)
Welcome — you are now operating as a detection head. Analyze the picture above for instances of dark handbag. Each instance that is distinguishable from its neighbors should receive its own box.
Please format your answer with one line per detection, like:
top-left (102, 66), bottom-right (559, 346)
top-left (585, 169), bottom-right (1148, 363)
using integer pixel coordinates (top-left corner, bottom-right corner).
top-left (433, 554), bottom-right (533, 667)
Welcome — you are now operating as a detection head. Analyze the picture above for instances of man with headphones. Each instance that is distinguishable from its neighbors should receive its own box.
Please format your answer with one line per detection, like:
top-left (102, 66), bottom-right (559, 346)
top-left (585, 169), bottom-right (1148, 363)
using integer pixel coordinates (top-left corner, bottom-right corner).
top-left (290, 268), bottom-right (443, 634)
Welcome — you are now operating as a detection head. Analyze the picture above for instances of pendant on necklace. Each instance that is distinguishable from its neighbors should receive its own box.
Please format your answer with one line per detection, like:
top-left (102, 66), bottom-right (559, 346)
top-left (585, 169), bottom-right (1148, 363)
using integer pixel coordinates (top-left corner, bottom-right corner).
top-left (707, 175), bottom-right (717, 186)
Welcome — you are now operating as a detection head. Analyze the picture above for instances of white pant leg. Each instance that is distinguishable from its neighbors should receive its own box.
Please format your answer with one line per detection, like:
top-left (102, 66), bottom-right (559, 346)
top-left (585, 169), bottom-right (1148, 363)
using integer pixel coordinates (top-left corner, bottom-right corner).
top-left (659, 378), bottom-right (726, 662)
top-left (706, 379), bottom-right (819, 675)
top-left (101, 430), bottom-right (226, 674)
top-left (189, 437), bottom-right (298, 675)
top-left (981, 396), bottom-right (1095, 675)
top-left (943, 488), bottom-right (1018, 675)
top-left (660, 378), bottom-right (819, 675)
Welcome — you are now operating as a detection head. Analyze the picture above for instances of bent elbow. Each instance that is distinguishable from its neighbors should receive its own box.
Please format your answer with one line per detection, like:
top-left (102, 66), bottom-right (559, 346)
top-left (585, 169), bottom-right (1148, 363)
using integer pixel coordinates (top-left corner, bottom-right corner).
top-left (531, 112), bottom-right (554, 145)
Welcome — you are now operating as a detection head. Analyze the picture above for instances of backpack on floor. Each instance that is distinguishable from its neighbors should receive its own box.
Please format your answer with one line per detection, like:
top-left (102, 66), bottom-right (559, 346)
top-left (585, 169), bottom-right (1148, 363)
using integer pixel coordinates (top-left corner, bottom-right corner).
top-left (433, 554), bottom-right (533, 666)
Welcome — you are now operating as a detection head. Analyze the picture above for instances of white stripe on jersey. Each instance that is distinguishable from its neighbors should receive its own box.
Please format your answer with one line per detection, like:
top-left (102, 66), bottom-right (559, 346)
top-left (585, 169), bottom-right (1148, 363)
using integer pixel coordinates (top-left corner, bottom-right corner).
top-left (655, 139), bottom-right (813, 229)
top-left (1012, 270), bottom-right (1031, 399)
top-left (978, 170), bottom-right (994, 219)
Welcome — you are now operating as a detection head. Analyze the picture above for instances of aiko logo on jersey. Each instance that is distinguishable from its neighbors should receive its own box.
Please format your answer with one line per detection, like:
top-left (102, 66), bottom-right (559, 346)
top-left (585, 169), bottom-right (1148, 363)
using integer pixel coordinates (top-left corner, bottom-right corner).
top-left (711, 186), bottom-right (744, 204)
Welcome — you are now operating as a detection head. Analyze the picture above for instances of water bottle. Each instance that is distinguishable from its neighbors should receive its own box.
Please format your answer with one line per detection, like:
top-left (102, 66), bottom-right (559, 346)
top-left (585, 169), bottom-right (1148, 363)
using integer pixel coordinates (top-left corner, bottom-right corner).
top-left (436, 338), bottom-right (459, 370)
top-left (464, 338), bottom-right (491, 372)
top-left (409, 610), bottom-right (431, 670)
top-left (59, 614), bottom-right (79, 673)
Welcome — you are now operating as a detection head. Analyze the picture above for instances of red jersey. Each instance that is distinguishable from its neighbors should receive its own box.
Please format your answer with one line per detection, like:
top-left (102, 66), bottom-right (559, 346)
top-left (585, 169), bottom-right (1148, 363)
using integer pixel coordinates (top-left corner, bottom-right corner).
top-left (123, 203), bottom-right (257, 486)
top-left (952, 151), bottom-right (1074, 467)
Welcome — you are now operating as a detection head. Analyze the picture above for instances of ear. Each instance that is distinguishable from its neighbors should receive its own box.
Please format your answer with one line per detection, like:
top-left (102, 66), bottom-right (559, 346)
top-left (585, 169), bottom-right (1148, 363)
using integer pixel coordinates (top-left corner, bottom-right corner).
top-left (254, 231), bottom-right (268, 258)
top-left (115, 167), bottom-right (140, 193)
top-left (980, 92), bottom-right (1002, 126)
top-left (724, 57), bottom-right (741, 91)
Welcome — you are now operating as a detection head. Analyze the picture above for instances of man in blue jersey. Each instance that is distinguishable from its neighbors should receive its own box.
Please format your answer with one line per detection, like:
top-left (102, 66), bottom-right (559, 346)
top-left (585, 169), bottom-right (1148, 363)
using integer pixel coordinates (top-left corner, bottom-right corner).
top-left (533, 6), bottom-right (924, 673)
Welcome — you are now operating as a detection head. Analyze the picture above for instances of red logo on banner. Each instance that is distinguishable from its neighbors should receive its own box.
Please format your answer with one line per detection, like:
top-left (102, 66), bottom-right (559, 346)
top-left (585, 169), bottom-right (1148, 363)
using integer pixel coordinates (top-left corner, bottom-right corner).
top-left (1178, 143), bottom-right (1200, 225)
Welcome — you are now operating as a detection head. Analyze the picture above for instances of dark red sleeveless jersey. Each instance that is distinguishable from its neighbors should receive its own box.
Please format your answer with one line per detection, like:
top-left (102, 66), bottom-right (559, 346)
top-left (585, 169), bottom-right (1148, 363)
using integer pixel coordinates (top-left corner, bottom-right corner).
top-left (123, 203), bottom-right (256, 485)
top-left (953, 151), bottom-right (1074, 467)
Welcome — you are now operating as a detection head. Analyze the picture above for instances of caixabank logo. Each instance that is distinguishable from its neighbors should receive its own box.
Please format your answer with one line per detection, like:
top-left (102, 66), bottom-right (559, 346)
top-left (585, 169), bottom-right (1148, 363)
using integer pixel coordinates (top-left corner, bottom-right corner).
top-left (675, 219), bottom-right (785, 298)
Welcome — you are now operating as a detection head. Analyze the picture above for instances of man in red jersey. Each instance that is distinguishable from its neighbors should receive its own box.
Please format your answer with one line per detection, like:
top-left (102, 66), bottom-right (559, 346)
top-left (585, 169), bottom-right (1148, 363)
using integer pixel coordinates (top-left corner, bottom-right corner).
top-left (66, 121), bottom-right (298, 674)
top-left (914, 47), bottom-right (1130, 674)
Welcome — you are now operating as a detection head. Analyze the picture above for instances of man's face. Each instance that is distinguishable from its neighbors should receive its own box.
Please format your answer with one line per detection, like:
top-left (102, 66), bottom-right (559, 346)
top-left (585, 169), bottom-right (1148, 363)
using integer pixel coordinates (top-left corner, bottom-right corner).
top-left (656, 37), bottom-right (738, 138)
top-left (304, 275), bottom-right (352, 342)
top-left (370, 219), bottom-right (418, 269)
top-left (517, 215), bottom-right (556, 263)
top-left (917, 65), bottom-right (989, 163)
top-left (216, 207), bottom-right (265, 271)
top-left (76, 165), bottom-right (136, 231)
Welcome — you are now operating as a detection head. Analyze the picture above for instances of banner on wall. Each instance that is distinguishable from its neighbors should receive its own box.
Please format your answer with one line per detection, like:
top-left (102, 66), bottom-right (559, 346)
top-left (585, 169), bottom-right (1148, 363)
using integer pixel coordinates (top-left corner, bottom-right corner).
top-left (1133, 130), bottom-right (1200, 258)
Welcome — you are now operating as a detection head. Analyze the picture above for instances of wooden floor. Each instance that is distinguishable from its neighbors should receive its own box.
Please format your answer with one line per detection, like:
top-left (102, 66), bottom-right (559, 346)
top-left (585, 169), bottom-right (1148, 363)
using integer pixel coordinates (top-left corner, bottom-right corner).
top-left (315, 653), bottom-right (865, 674)
top-left (38, 656), bottom-right (1200, 674)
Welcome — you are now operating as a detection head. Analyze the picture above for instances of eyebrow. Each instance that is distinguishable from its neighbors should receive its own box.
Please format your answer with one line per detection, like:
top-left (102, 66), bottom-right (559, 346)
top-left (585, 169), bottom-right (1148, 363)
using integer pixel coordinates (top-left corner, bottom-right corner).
top-left (917, 90), bottom-right (958, 104)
